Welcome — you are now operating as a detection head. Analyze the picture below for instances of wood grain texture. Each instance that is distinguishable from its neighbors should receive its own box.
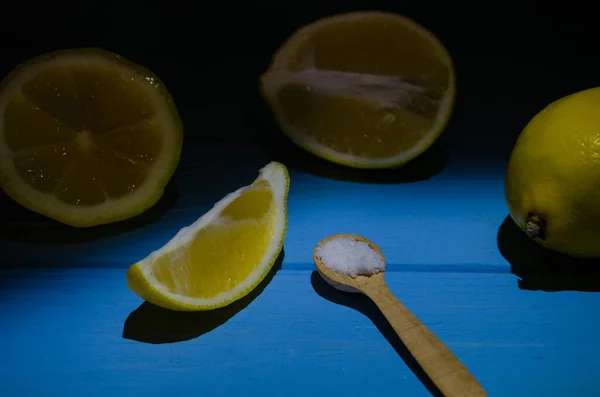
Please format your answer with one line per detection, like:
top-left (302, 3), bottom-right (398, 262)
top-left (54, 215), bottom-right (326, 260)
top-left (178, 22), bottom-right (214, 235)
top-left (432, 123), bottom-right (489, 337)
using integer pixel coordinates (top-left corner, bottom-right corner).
top-left (363, 275), bottom-right (487, 396)
top-left (2, 141), bottom-right (599, 294)
top-left (0, 6), bottom-right (599, 397)
top-left (0, 142), bottom-right (509, 269)
top-left (1, 268), bottom-right (598, 397)
top-left (314, 235), bottom-right (486, 396)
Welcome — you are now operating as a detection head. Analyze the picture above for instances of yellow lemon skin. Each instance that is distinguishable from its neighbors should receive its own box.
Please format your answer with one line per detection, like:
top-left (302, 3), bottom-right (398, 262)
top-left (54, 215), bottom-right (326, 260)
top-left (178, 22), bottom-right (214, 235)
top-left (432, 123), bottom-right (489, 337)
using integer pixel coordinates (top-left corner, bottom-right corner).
top-left (505, 87), bottom-right (600, 258)
top-left (125, 162), bottom-right (290, 311)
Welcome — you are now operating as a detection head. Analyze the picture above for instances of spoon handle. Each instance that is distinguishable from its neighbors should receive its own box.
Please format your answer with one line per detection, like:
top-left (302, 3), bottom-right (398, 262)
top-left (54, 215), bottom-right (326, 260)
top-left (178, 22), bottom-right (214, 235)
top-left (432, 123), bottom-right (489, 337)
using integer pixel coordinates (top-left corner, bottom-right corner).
top-left (363, 281), bottom-right (487, 397)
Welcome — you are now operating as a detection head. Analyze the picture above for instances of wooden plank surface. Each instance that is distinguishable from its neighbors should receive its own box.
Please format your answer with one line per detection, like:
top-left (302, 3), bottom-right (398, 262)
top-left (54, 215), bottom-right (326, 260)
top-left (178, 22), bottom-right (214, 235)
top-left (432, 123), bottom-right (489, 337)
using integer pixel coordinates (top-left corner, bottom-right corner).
top-left (0, 142), bottom-right (510, 269)
top-left (3, 142), bottom-right (600, 284)
top-left (1, 4), bottom-right (600, 397)
top-left (1, 268), bottom-right (598, 397)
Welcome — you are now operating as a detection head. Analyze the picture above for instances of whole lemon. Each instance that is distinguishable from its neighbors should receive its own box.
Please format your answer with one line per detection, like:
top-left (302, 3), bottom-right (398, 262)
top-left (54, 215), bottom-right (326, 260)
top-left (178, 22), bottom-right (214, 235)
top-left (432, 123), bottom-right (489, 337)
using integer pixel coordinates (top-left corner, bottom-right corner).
top-left (505, 87), bottom-right (600, 258)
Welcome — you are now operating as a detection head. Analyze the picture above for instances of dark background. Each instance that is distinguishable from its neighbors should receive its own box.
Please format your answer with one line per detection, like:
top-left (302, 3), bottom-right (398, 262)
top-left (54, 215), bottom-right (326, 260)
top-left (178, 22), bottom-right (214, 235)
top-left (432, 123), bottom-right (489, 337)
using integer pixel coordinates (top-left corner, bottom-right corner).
top-left (1, 1), bottom-right (598, 159)
top-left (1, 1), bottom-right (600, 268)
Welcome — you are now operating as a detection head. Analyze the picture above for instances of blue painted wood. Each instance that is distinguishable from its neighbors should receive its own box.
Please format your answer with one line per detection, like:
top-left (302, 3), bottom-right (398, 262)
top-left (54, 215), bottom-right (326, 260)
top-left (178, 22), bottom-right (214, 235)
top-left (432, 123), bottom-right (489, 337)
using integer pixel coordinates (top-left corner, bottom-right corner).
top-left (1, 5), bottom-right (600, 397)
top-left (0, 143), bottom-right (510, 270)
top-left (3, 140), bottom-right (600, 292)
top-left (1, 268), bottom-right (598, 397)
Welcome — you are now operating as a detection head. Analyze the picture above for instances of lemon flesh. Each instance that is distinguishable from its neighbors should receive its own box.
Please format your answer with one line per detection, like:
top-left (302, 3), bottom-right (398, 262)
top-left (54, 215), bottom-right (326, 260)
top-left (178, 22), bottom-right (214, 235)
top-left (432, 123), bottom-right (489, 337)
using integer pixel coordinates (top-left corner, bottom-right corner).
top-left (0, 48), bottom-right (183, 227)
top-left (505, 87), bottom-right (600, 258)
top-left (126, 161), bottom-right (289, 311)
top-left (260, 11), bottom-right (455, 169)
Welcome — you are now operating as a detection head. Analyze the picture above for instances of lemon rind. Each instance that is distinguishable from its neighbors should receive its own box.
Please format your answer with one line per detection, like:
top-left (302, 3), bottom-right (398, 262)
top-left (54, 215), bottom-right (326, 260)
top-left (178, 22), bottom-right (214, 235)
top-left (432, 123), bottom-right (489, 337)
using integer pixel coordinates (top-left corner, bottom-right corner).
top-left (0, 48), bottom-right (183, 227)
top-left (127, 161), bottom-right (289, 311)
top-left (260, 10), bottom-right (456, 169)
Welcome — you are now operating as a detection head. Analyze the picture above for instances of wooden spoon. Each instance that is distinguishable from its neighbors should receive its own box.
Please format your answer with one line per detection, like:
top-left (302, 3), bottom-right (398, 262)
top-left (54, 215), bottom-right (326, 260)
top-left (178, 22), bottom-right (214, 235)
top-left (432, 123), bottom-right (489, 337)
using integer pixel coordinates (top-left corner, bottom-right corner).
top-left (313, 233), bottom-right (487, 397)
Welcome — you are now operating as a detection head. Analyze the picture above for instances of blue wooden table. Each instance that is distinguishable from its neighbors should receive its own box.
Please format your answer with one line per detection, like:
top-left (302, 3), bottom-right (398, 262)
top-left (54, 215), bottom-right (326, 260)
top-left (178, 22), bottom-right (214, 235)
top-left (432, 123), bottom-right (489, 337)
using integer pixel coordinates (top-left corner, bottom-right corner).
top-left (2, 4), bottom-right (600, 397)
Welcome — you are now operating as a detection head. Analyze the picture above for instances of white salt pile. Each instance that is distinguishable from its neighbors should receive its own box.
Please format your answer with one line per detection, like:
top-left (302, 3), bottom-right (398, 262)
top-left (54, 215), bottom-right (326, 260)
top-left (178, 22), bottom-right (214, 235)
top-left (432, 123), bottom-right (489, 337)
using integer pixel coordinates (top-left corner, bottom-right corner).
top-left (315, 237), bottom-right (385, 278)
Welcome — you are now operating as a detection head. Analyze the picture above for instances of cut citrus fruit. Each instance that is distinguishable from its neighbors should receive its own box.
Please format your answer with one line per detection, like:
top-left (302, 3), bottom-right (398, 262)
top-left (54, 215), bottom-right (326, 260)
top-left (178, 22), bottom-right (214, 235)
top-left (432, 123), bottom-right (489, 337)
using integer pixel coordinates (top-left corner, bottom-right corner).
top-left (260, 11), bottom-right (455, 169)
top-left (126, 161), bottom-right (289, 311)
top-left (0, 48), bottom-right (183, 227)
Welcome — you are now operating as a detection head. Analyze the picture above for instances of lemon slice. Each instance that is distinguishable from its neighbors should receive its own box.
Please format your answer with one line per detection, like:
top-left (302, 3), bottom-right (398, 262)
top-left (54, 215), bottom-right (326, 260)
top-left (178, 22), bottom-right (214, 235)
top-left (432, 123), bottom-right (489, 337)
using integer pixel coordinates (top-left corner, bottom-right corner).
top-left (126, 161), bottom-right (289, 311)
top-left (260, 11), bottom-right (455, 169)
top-left (0, 48), bottom-right (183, 227)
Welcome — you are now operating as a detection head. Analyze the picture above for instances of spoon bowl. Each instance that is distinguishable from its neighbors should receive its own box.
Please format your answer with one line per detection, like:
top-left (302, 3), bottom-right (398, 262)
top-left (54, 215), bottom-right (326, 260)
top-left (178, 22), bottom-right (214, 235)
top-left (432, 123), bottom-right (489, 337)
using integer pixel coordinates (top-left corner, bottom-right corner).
top-left (313, 233), bottom-right (487, 397)
top-left (313, 233), bottom-right (385, 293)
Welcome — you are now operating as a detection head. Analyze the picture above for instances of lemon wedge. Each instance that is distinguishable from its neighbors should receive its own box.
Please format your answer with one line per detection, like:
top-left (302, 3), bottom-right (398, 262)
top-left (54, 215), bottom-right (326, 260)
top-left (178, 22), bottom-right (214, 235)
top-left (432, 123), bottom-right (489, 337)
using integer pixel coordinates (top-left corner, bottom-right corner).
top-left (126, 161), bottom-right (289, 311)
top-left (260, 11), bottom-right (455, 169)
top-left (0, 48), bottom-right (183, 227)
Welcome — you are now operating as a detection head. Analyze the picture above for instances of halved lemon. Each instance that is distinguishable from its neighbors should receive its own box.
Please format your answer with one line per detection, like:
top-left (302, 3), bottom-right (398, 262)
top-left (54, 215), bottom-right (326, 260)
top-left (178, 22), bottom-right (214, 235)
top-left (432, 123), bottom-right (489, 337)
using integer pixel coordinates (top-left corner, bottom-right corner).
top-left (260, 11), bottom-right (455, 169)
top-left (126, 161), bottom-right (289, 311)
top-left (0, 48), bottom-right (183, 227)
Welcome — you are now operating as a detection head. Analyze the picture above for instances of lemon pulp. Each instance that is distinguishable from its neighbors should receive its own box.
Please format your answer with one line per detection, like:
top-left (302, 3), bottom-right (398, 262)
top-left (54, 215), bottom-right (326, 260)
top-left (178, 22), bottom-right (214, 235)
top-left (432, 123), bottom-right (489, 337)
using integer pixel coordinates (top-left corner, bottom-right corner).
top-left (261, 11), bottom-right (455, 169)
top-left (0, 48), bottom-right (182, 227)
top-left (151, 182), bottom-right (274, 299)
top-left (127, 162), bottom-right (289, 311)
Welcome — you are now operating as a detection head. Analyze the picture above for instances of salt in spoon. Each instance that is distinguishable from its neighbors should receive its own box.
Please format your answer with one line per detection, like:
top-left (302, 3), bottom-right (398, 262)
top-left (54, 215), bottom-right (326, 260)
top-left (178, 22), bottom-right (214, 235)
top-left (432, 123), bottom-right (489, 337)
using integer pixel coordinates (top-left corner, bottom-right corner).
top-left (313, 233), bottom-right (487, 397)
